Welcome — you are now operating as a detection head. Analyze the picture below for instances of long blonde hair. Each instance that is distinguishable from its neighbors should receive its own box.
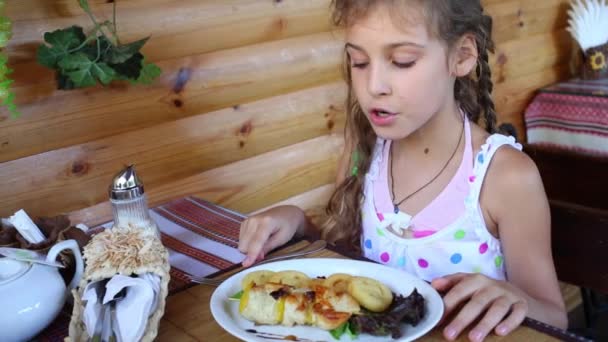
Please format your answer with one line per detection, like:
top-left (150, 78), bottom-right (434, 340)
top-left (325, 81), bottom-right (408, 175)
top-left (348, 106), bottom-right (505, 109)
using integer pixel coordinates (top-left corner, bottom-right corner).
top-left (321, 0), bottom-right (497, 253)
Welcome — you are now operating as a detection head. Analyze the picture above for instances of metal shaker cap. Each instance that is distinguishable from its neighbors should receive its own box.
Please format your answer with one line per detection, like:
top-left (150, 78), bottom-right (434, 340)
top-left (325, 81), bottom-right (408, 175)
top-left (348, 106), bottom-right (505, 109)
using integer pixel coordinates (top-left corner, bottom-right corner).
top-left (109, 165), bottom-right (145, 200)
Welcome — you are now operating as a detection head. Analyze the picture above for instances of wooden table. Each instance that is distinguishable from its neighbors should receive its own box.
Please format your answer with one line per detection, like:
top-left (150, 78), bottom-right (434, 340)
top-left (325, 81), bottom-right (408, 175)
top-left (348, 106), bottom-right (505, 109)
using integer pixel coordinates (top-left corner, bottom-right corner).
top-left (153, 240), bottom-right (578, 342)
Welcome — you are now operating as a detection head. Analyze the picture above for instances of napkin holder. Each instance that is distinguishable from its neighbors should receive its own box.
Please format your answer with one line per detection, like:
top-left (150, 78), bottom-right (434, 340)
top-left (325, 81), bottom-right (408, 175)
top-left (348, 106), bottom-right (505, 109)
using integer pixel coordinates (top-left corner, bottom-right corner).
top-left (66, 225), bottom-right (170, 342)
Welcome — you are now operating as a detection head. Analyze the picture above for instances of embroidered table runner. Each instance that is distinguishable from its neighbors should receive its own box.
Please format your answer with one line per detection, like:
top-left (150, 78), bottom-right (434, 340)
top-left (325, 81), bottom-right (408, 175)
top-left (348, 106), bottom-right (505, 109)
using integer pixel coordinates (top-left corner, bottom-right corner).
top-left (524, 78), bottom-right (608, 156)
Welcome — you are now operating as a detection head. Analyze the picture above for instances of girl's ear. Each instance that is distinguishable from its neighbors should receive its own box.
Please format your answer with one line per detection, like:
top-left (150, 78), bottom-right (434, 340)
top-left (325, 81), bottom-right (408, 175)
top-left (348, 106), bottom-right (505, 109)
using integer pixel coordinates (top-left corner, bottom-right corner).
top-left (450, 34), bottom-right (478, 77)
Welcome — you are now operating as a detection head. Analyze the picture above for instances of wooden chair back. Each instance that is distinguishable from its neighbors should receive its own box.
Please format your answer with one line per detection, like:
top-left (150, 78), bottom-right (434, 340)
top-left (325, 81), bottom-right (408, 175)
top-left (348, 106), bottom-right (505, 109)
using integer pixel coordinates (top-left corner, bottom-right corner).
top-left (549, 200), bottom-right (608, 294)
top-left (525, 145), bottom-right (608, 294)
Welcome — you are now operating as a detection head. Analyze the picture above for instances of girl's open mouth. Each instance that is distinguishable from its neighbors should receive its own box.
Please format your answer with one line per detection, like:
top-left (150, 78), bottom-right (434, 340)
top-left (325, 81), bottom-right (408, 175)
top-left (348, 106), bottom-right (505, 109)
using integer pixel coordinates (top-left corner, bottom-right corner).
top-left (369, 108), bottom-right (398, 126)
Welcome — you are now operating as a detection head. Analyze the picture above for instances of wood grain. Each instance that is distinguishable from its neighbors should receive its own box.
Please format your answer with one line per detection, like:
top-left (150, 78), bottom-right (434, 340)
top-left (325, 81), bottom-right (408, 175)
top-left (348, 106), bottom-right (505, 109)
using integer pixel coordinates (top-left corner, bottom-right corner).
top-left (6, 0), bottom-right (333, 62)
top-left (0, 83), bottom-right (345, 218)
top-left (0, 31), bottom-right (344, 161)
top-left (487, 0), bottom-right (571, 43)
top-left (68, 135), bottom-right (344, 227)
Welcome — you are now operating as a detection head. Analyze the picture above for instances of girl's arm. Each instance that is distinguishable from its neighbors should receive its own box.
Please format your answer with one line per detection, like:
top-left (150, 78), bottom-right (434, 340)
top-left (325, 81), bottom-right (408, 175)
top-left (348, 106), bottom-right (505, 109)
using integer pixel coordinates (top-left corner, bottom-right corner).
top-left (486, 146), bottom-right (567, 327)
top-left (432, 146), bottom-right (567, 341)
top-left (491, 147), bottom-right (567, 325)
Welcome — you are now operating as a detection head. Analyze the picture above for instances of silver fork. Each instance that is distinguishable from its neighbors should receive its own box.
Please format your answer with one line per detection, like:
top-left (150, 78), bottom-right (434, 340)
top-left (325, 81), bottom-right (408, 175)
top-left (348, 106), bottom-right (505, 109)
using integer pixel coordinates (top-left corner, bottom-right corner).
top-left (188, 239), bottom-right (327, 286)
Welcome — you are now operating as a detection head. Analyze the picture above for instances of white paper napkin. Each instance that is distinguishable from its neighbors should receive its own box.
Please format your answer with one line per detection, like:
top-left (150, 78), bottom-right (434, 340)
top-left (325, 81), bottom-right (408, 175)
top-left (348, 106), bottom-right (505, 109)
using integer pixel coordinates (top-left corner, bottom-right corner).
top-left (82, 273), bottom-right (161, 341)
top-left (6, 209), bottom-right (45, 243)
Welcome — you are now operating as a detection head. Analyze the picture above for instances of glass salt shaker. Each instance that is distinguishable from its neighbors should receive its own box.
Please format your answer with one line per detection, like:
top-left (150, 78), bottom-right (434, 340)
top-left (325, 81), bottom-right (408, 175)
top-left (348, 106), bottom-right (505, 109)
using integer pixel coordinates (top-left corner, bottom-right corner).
top-left (109, 165), bottom-right (160, 237)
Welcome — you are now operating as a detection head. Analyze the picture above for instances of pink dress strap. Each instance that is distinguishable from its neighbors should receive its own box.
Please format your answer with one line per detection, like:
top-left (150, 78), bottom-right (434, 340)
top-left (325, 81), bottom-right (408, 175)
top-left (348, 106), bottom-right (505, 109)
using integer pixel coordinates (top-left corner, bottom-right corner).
top-left (373, 118), bottom-right (473, 235)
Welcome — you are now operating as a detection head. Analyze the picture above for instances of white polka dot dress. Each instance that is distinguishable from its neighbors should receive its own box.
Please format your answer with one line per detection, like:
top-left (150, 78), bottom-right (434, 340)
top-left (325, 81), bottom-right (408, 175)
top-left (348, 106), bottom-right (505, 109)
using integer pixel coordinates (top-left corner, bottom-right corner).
top-left (360, 133), bottom-right (522, 282)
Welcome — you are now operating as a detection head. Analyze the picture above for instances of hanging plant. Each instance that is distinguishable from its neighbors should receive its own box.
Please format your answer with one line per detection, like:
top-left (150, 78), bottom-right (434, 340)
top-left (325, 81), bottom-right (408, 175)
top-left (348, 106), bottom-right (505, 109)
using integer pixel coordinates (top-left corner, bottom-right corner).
top-left (0, 0), bottom-right (18, 117)
top-left (36, 0), bottom-right (161, 90)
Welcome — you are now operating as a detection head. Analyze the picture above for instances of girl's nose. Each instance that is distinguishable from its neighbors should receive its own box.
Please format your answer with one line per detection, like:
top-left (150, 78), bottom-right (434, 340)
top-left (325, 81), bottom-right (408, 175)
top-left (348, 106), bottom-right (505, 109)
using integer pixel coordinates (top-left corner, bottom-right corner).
top-left (368, 63), bottom-right (391, 97)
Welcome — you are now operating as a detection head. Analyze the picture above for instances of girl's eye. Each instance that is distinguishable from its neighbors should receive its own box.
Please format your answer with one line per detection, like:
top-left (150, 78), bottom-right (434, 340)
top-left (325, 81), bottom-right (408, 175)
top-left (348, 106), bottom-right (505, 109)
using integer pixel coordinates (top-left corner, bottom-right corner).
top-left (351, 62), bottom-right (369, 69)
top-left (393, 61), bottom-right (416, 68)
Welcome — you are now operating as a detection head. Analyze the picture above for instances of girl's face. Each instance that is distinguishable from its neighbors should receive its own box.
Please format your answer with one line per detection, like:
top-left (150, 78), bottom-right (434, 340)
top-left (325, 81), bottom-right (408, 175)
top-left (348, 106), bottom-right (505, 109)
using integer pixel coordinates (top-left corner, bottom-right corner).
top-left (346, 5), bottom-right (456, 141)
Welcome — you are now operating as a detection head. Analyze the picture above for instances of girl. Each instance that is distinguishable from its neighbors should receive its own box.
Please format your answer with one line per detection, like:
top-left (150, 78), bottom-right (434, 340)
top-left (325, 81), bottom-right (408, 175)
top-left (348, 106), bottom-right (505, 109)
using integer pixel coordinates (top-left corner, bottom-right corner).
top-left (238, 1), bottom-right (568, 340)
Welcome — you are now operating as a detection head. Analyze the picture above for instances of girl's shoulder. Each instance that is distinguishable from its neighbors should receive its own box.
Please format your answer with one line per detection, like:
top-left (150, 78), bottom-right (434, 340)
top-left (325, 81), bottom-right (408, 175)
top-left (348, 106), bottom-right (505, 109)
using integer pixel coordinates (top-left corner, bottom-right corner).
top-left (470, 123), bottom-right (546, 234)
top-left (469, 122), bottom-right (538, 184)
top-left (469, 123), bottom-right (536, 182)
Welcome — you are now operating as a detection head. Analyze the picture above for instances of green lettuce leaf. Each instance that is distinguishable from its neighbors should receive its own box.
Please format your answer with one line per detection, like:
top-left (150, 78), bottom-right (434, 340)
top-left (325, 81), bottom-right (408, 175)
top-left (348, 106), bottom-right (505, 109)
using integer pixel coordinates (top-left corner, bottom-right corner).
top-left (229, 290), bottom-right (244, 301)
top-left (330, 322), bottom-right (358, 340)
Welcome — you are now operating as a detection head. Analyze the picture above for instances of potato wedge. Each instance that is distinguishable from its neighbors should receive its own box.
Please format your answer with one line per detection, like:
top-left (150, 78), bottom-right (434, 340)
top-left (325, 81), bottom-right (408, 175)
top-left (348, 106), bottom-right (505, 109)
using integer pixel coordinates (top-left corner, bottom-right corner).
top-left (241, 270), bottom-right (276, 290)
top-left (268, 270), bottom-right (310, 288)
top-left (347, 276), bottom-right (393, 312)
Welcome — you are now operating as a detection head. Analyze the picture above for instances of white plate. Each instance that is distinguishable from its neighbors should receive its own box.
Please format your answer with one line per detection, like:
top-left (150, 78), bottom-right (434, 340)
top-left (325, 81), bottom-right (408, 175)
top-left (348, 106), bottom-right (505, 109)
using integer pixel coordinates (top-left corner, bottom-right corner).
top-left (210, 258), bottom-right (444, 342)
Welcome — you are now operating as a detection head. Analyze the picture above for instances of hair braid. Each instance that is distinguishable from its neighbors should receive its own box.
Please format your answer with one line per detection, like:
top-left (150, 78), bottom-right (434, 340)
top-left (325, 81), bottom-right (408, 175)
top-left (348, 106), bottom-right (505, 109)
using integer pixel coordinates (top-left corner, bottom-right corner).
top-left (476, 14), bottom-right (498, 133)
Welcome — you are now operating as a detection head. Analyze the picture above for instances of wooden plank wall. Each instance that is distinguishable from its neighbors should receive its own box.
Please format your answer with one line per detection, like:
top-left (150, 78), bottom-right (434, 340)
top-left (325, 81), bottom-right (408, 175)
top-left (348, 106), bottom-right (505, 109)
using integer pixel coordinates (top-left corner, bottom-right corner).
top-left (0, 0), bottom-right (575, 226)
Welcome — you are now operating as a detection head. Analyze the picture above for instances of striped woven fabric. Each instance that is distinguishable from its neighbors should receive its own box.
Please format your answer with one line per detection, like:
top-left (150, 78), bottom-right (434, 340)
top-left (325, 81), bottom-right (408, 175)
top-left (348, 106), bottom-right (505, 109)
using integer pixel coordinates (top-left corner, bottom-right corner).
top-left (36, 196), bottom-right (246, 341)
top-left (525, 78), bottom-right (608, 156)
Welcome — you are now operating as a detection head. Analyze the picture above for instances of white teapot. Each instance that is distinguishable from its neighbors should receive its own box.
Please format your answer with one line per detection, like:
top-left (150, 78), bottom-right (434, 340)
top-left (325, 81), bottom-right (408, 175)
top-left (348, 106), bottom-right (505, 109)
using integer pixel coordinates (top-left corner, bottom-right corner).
top-left (0, 239), bottom-right (84, 342)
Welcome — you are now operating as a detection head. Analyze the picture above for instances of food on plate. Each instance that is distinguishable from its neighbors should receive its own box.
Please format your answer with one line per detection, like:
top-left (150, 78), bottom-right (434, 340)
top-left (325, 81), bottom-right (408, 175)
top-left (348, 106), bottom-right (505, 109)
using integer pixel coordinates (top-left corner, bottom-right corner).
top-left (241, 270), bottom-right (275, 290)
top-left (348, 276), bottom-right (393, 312)
top-left (349, 289), bottom-right (425, 339)
top-left (239, 281), bottom-right (360, 329)
top-left (267, 270), bottom-right (310, 288)
top-left (323, 273), bottom-right (352, 294)
top-left (234, 269), bottom-right (425, 339)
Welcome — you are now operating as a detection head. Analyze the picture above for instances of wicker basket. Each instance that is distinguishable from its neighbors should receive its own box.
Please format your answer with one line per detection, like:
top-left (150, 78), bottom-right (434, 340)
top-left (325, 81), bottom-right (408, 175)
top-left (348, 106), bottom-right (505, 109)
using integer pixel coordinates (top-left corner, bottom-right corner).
top-left (66, 225), bottom-right (170, 342)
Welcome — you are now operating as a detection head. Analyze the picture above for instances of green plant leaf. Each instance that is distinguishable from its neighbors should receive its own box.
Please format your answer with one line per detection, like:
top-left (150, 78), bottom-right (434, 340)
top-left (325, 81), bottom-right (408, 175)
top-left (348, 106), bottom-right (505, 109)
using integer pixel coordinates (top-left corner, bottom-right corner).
top-left (66, 68), bottom-right (96, 88)
top-left (37, 26), bottom-right (86, 68)
top-left (104, 37), bottom-right (149, 64)
top-left (58, 52), bottom-right (116, 87)
top-left (91, 63), bottom-right (116, 85)
top-left (0, 84), bottom-right (9, 100)
top-left (3, 92), bottom-right (19, 118)
top-left (0, 17), bottom-right (11, 48)
top-left (0, 16), bottom-right (12, 32)
top-left (79, 36), bottom-right (112, 61)
top-left (110, 52), bottom-right (143, 79)
top-left (58, 52), bottom-right (93, 71)
top-left (0, 31), bottom-right (10, 48)
top-left (78, 0), bottom-right (90, 12)
top-left (56, 71), bottom-right (76, 90)
top-left (43, 26), bottom-right (86, 51)
top-left (34, 2), bottom-right (156, 91)
top-left (134, 60), bottom-right (161, 85)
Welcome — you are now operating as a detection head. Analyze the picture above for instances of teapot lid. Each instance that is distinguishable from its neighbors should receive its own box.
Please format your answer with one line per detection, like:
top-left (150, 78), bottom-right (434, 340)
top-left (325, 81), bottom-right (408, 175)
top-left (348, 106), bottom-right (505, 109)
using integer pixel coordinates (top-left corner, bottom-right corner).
top-left (109, 165), bottom-right (145, 201)
top-left (0, 258), bottom-right (31, 286)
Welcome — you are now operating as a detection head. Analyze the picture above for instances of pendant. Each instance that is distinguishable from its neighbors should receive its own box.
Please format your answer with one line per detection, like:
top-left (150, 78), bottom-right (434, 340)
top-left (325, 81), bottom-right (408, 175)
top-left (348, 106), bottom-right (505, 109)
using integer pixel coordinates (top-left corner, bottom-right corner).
top-left (396, 211), bottom-right (412, 231)
top-left (394, 204), bottom-right (399, 214)
top-left (384, 211), bottom-right (413, 238)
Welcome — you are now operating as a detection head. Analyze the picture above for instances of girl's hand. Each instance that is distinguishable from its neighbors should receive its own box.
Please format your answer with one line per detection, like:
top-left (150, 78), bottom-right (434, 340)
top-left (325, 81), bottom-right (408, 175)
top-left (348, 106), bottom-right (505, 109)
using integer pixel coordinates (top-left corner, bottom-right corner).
top-left (238, 205), bottom-right (307, 267)
top-left (431, 273), bottom-right (529, 342)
